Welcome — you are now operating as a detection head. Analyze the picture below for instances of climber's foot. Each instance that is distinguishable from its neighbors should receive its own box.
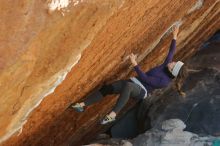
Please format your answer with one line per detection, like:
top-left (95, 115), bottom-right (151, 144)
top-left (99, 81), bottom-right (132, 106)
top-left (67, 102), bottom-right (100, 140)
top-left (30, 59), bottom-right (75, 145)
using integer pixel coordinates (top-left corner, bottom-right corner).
top-left (70, 103), bottom-right (84, 112)
top-left (100, 114), bottom-right (116, 125)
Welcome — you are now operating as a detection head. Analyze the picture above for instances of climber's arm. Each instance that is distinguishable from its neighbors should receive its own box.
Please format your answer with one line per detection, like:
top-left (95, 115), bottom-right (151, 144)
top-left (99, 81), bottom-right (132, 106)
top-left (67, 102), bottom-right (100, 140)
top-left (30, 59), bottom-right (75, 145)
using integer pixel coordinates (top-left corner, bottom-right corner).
top-left (162, 26), bottom-right (179, 65)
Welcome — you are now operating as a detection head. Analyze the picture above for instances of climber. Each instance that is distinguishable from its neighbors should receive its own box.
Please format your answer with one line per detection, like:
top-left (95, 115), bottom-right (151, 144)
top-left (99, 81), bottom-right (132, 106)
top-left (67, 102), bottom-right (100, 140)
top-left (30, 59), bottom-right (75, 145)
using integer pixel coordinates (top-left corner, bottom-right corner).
top-left (70, 25), bottom-right (188, 125)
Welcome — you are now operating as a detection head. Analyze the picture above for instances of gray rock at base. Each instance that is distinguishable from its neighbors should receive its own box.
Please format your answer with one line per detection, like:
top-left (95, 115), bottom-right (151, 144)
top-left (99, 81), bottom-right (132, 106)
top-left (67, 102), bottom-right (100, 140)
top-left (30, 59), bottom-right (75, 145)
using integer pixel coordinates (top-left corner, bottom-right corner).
top-left (89, 119), bottom-right (219, 146)
top-left (131, 119), bottom-right (217, 146)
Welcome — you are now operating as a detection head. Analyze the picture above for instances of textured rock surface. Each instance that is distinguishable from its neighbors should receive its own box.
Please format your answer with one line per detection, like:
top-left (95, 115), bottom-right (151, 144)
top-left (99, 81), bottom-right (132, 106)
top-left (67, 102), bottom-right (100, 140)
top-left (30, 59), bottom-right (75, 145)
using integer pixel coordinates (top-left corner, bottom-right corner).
top-left (131, 119), bottom-right (218, 146)
top-left (87, 119), bottom-right (219, 146)
top-left (0, 0), bottom-right (220, 145)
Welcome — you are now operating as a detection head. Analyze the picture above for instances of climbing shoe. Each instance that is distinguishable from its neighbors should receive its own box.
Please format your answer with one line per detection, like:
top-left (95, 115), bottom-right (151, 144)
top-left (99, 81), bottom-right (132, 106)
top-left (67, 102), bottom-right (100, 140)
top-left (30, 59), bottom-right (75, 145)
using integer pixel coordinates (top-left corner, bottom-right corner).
top-left (100, 115), bottom-right (115, 125)
top-left (70, 103), bottom-right (84, 112)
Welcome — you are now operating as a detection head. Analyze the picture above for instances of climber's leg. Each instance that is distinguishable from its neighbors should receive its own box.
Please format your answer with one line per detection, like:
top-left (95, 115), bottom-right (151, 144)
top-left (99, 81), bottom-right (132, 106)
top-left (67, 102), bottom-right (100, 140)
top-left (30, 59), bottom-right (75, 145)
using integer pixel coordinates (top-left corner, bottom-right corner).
top-left (71, 80), bottom-right (126, 112)
top-left (101, 81), bottom-right (142, 125)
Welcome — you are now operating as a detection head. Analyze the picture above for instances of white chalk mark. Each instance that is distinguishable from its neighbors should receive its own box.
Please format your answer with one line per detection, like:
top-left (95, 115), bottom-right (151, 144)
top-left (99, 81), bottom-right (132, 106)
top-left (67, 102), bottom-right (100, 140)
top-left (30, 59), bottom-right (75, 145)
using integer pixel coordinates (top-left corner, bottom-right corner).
top-left (48, 0), bottom-right (71, 11)
top-left (48, 0), bottom-right (82, 14)
top-left (138, 20), bottom-right (183, 62)
top-left (0, 54), bottom-right (81, 144)
top-left (188, 0), bottom-right (204, 14)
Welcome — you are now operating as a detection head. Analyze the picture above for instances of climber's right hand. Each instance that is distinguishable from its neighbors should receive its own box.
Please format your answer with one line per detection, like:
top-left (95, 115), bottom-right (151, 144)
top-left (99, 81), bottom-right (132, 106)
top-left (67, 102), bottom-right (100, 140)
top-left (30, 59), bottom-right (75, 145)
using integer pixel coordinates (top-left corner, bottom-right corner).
top-left (172, 25), bottom-right (179, 40)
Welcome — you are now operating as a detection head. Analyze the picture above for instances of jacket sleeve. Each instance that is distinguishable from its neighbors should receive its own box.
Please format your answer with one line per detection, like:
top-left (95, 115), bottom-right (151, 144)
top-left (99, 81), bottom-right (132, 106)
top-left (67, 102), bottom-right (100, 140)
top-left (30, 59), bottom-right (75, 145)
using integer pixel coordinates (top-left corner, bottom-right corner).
top-left (133, 65), bottom-right (164, 87)
top-left (162, 39), bottom-right (176, 65)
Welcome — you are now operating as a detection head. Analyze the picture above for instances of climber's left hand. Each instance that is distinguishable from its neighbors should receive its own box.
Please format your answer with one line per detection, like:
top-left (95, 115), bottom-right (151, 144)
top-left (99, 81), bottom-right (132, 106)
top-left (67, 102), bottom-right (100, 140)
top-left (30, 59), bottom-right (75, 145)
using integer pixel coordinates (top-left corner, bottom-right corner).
top-left (129, 53), bottom-right (138, 66)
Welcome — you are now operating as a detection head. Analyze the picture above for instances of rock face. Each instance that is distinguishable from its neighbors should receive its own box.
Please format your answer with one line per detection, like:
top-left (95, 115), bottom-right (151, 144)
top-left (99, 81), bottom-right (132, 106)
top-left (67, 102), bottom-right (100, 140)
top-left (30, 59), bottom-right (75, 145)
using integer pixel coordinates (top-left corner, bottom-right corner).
top-left (87, 119), bottom-right (219, 146)
top-left (0, 0), bottom-right (219, 146)
top-left (132, 119), bottom-right (217, 146)
top-left (131, 119), bottom-right (218, 146)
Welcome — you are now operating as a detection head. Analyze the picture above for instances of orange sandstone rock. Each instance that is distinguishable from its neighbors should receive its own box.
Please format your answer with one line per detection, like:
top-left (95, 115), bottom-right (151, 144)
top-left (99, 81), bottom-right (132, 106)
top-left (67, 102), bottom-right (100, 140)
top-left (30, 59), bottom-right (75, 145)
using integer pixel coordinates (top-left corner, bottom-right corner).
top-left (0, 0), bottom-right (219, 145)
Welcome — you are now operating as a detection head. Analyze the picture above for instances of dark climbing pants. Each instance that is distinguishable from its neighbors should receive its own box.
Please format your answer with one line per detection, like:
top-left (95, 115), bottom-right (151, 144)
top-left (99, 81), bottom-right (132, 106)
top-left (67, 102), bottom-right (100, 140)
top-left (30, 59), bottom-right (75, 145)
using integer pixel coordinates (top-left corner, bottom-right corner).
top-left (83, 80), bottom-right (144, 113)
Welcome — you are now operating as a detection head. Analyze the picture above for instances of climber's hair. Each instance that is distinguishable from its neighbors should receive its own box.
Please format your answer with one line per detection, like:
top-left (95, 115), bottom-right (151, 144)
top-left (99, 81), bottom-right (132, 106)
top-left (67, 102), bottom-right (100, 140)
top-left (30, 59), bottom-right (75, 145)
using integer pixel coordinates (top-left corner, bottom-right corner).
top-left (174, 65), bottom-right (188, 97)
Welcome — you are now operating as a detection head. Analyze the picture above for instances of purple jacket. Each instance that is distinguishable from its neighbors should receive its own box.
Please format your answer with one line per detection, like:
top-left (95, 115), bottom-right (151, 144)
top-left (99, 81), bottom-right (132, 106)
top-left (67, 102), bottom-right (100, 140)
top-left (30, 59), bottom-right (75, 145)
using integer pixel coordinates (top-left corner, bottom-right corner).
top-left (133, 39), bottom-right (176, 93)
